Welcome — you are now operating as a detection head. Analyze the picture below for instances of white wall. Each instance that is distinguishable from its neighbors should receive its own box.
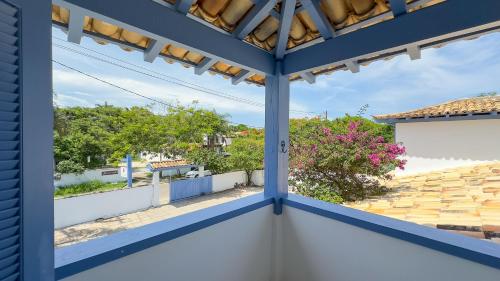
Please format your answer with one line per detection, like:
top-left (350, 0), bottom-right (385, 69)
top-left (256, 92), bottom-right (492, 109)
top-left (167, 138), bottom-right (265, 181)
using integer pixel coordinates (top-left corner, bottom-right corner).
top-left (212, 171), bottom-right (247, 192)
top-left (281, 206), bottom-right (500, 281)
top-left (251, 170), bottom-right (264, 186)
top-left (212, 170), bottom-right (264, 192)
top-left (61, 206), bottom-right (274, 281)
top-left (54, 186), bottom-right (156, 229)
top-left (54, 168), bottom-right (125, 188)
top-left (396, 119), bottom-right (500, 175)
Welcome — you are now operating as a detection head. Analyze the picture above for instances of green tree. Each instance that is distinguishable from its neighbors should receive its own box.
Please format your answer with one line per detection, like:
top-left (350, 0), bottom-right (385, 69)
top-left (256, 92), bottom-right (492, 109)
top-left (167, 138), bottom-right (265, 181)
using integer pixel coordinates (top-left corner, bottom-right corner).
top-left (186, 147), bottom-right (229, 174)
top-left (53, 104), bottom-right (231, 172)
top-left (227, 137), bottom-right (264, 186)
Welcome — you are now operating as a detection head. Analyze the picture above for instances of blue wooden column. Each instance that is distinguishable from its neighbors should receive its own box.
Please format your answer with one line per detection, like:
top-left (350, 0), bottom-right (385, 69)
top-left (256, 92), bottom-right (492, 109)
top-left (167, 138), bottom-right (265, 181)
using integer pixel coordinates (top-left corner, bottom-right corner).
top-left (264, 61), bottom-right (289, 214)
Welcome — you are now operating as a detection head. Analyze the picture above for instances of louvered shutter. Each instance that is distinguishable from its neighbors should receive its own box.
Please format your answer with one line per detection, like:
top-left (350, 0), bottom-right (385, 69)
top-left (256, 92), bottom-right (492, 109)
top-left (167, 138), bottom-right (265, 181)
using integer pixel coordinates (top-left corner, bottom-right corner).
top-left (0, 1), bottom-right (20, 281)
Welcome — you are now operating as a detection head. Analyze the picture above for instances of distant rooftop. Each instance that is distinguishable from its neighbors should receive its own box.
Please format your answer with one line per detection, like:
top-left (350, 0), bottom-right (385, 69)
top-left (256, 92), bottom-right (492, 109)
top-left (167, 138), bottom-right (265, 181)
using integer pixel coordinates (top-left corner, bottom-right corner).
top-left (148, 159), bottom-right (192, 171)
top-left (374, 96), bottom-right (500, 122)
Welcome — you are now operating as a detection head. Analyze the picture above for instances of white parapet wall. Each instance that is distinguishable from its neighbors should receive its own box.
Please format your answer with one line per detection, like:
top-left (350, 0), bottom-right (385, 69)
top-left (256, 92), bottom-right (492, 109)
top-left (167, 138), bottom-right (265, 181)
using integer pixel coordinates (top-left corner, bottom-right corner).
top-left (54, 186), bottom-right (156, 229)
top-left (212, 170), bottom-right (264, 192)
top-left (282, 206), bottom-right (500, 281)
top-left (60, 206), bottom-right (273, 281)
top-left (212, 171), bottom-right (247, 192)
top-left (251, 170), bottom-right (264, 186)
top-left (55, 170), bottom-right (263, 228)
top-left (54, 168), bottom-right (125, 188)
top-left (395, 119), bottom-right (500, 176)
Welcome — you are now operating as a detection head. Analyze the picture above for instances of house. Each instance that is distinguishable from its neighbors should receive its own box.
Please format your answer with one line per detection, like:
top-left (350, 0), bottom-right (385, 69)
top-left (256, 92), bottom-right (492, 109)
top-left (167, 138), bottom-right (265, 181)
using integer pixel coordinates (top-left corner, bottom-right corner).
top-left (374, 96), bottom-right (500, 175)
top-left (147, 159), bottom-right (195, 177)
top-left (5, 0), bottom-right (500, 280)
top-left (203, 133), bottom-right (231, 154)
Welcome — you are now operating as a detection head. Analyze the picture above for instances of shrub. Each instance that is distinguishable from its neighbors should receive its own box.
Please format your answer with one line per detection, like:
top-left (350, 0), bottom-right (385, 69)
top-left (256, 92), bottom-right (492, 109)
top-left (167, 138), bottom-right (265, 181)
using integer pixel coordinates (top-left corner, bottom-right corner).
top-left (186, 147), bottom-right (230, 175)
top-left (290, 121), bottom-right (406, 202)
top-left (227, 137), bottom-right (264, 186)
top-left (293, 181), bottom-right (344, 204)
top-left (56, 160), bottom-right (85, 174)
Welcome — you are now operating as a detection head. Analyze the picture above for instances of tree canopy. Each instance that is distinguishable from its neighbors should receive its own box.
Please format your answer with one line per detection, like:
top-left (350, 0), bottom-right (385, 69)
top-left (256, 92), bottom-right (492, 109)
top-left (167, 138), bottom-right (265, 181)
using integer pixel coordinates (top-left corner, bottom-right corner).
top-left (227, 136), bottom-right (264, 186)
top-left (53, 104), bottom-right (230, 173)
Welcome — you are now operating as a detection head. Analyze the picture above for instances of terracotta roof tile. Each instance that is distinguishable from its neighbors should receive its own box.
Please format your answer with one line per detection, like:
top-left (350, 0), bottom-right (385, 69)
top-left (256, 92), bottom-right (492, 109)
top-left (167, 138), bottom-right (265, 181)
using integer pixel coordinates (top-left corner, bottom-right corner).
top-left (51, 0), bottom-right (448, 85)
top-left (149, 159), bottom-right (190, 170)
top-left (374, 96), bottom-right (500, 120)
top-left (345, 162), bottom-right (500, 242)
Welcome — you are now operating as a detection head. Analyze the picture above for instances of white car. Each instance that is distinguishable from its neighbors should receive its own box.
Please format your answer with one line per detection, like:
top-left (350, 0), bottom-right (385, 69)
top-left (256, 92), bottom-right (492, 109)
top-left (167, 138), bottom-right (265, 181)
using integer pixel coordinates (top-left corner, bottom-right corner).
top-left (185, 170), bottom-right (212, 178)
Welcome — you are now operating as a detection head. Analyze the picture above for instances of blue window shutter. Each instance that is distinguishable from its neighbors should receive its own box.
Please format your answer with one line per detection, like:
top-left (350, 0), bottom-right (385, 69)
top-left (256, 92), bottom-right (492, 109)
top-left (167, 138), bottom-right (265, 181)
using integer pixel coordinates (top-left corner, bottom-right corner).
top-left (0, 1), bottom-right (20, 281)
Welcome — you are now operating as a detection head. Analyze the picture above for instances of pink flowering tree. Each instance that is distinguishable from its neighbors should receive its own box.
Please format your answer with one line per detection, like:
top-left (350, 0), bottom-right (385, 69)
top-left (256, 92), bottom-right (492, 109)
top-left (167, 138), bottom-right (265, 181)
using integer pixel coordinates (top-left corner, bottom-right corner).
top-left (290, 121), bottom-right (406, 202)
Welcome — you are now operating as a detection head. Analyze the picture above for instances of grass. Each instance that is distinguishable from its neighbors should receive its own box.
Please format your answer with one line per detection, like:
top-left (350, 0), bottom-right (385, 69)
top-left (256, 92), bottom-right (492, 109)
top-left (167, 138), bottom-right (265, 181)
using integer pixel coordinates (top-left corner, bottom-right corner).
top-left (55, 180), bottom-right (127, 198)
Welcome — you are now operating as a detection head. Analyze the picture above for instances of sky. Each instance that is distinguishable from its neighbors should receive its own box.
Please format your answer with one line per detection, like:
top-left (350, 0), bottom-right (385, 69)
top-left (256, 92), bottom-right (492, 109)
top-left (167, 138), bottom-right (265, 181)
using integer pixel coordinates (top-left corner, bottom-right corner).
top-left (52, 28), bottom-right (500, 128)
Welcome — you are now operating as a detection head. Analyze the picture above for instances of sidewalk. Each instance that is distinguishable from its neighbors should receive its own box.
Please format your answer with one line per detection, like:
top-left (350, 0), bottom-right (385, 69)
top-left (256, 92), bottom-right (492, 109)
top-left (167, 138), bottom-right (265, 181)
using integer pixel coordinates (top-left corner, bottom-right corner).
top-left (55, 186), bottom-right (263, 247)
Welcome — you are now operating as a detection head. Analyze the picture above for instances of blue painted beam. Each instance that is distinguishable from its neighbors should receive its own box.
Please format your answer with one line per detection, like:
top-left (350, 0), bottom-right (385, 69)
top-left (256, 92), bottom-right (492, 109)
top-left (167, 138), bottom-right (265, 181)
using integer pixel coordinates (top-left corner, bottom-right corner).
top-left (57, 0), bottom-right (274, 75)
top-left (389, 0), bottom-right (407, 16)
top-left (275, 0), bottom-right (296, 59)
top-left (231, 69), bottom-right (251, 85)
top-left (299, 72), bottom-right (315, 84)
top-left (67, 8), bottom-right (85, 44)
top-left (300, 0), bottom-right (334, 40)
top-left (143, 39), bottom-right (166, 63)
top-left (234, 0), bottom-right (278, 40)
top-left (283, 194), bottom-right (500, 270)
top-left (264, 61), bottom-right (289, 208)
top-left (175, 0), bottom-right (195, 15)
top-left (283, 0), bottom-right (500, 75)
top-left (194, 57), bottom-right (216, 75)
top-left (55, 193), bottom-right (273, 279)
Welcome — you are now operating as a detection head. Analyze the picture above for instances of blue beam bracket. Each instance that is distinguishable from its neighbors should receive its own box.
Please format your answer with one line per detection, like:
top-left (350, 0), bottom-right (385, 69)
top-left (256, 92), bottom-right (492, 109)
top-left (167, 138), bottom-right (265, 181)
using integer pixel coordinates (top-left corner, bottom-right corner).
top-left (175, 0), bottom-right (195, 15)
top-left (389, 0), bottom-right (407, 17)
top-left (407, 44), bottom-right (421, 60)
top-left (67, 7), bottom-right (86, 44)
top-left (273, 197), bottom-right (283, 215)
top-left (195, 57), bottom-right (217, 75)
top-left (299, 71), bottom-right (315, 84)
top-left (345, 60), bottom-right (359, 73)
top-left (232, 69), bottom-right (251, 85)
top-left (144, 39), bottom-right (167, 63)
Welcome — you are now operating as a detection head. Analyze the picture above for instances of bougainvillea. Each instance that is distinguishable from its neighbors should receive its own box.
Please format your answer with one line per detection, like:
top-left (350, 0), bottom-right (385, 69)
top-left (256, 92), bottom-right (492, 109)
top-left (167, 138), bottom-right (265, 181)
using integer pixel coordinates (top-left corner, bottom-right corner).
top-left (290, 121), bottom-right (406, 202)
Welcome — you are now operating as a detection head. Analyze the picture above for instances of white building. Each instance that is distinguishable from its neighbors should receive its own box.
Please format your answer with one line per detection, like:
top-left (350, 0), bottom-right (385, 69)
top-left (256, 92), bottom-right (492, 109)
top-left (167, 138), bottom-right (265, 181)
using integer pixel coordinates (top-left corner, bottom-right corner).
top-left (374, 96), bottom-right (500, 175)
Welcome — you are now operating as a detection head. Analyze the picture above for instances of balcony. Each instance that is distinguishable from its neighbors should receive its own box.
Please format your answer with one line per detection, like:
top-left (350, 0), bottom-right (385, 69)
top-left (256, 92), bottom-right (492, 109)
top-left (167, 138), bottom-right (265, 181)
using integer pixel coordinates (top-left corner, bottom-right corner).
top-left (55, 193), bottom-right (500, 281)
top-left (4, 0), bottom-right (500, 280)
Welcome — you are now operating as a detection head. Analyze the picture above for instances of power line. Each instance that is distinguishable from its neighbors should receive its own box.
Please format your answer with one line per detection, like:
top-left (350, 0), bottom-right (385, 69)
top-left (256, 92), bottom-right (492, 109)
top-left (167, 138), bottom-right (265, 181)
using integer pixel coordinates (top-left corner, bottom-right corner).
top-left (52, 59), bottom-right (263, 129)
top-left (53, 43), bottom-right (264, 107)
top-left (52, 36), bottom-right (319, 115)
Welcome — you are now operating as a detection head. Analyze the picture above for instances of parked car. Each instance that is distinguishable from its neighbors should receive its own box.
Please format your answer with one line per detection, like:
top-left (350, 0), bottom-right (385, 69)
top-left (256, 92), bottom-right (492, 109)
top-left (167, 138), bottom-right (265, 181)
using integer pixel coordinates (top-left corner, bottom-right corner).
top-left (185, 170), bottom-right (212, 178)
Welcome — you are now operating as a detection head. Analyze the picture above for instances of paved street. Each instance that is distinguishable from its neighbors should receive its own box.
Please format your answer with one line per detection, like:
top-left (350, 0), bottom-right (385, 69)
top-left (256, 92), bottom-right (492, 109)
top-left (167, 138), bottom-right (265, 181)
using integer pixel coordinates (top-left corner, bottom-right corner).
top-left (55, 186), bottom-right (263, 247)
